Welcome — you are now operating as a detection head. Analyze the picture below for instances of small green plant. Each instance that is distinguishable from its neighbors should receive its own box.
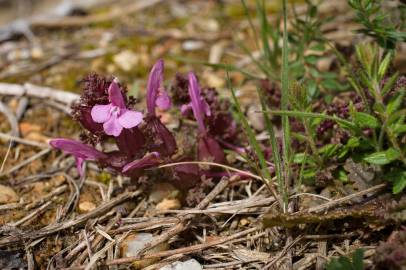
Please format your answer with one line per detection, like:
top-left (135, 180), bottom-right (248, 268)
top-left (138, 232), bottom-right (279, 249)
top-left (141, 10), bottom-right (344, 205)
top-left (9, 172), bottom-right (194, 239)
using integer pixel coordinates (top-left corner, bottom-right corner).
top-left (348, 0), bottom-right (406, 49)
top-left (270, 42), bottom-right (406, 193)
top-left (326, 249), bottom-right (365, 270)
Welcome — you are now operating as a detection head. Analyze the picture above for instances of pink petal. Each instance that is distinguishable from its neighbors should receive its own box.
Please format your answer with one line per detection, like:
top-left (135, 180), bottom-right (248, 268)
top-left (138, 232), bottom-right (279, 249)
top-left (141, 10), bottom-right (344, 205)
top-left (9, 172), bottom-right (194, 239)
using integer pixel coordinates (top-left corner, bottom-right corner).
top-left (180, 103), bottom-right (192, 116)
top-left (188, 72), bottom-right (206, 133)
top-left (75, 157), bottom-right (84, 177)
top-left (146, 60), bottom-right (164, 114)
top-left (155, 92), bottom-right (171, 110)
top-left (118, 110), bottom-right (143, 129)
top-left (91, 104), bottom-right (112, 123)
top-left (103, 114), bottom-right (123, 137)
top-left (122, 152), bottom-right (160, 173)
top-left (108, 79), bottom-right (126, 108)
top-left (202, 99), bottom-right (211, 116)
top-left (49, 138), bottom-right (106, 160)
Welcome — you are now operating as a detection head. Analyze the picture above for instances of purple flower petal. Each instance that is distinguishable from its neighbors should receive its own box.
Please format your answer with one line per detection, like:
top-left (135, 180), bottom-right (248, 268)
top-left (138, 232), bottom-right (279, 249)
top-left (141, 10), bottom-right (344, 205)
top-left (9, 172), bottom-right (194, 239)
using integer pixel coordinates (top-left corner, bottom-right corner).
top-left (188, 72), bottom-right (207, 134)
top-left (49, 138), bottom-right (106, 176)
top-left (156, 91), bottom-right (171, 110)
top-left (146, 117), bottom-right (177, 157)
top-left (91, 104), bottom-right (112, 123)
top-left (75, 157), bottom-right (84, 177)
top-left (122, 152), bottom-right (161, 173)
top-left (108, 79), bottom-right (126, 108)
top-left (116, 128), bottom-right (145, 157)
top-left (49, 138), bottom-right (106, 160)
top-left (103, 114), bottom-right (123, 137)
top-left (180, 103), bottom-right (192, 116)
top-left (172, 163), bottom-right (201, 190)
top-left (202, 99), bottom-right (211, 116)
top-left (118, 110), bottom-right (143, 129)
top-left (198, 136), bottom-right (225, 163)
top-left (146, 59), bottom-right (164, 115)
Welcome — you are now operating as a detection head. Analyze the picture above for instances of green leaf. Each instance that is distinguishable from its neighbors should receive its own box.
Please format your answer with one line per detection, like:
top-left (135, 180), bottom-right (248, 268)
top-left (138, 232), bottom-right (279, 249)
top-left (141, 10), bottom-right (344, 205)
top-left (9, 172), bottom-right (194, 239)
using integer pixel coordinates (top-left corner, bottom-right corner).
top-left (353, 112), bottom-right (380, 128)
top-left (391, 124), bottom-right (406, 136)
top-left (346, 137), bottom-right (360, 148)
top-left (378, 52), bottom-right (392, 80)
top-left (337, 169), bottom-right (349, 182)
top-left (310, 43), bottom-right (325, 51)
top-left (293, 153), bottom-right (306, 163)
top-left (305, 55), bottom-right (319, 65)
top-left (393, 173), bottom-right (406, 194)
top-left (307, 80), bottom-right (318, 99)
top-left (384, 171), bottom-right (406, 194)
top-left (364, 148), bottom-right (400, 165)
top-left (386, 90), bottom-right (404, 115)
top-left (352, 249), bottom-right (365, 270)
top-left (320, 144), bottom-right (340, 158)
top-left (321, 79), bottom-right (340, 90)
top-left (382, 72), bottom-right (399, 95)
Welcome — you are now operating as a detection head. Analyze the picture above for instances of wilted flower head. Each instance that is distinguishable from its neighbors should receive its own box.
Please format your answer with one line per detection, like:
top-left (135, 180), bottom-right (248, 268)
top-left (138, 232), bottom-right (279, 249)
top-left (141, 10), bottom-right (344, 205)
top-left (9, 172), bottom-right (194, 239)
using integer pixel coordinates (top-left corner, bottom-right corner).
top-left (91, 79), bottom-right (143, 137)
top-left (49, 138), bottom-right (107, 176)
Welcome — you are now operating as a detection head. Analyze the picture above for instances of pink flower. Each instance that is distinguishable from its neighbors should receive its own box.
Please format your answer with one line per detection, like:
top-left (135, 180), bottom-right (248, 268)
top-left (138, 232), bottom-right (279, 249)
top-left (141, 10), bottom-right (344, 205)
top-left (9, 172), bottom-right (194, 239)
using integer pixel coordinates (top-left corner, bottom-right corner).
top-left (49, 138), bottom-right (107, 176)
top-left (91, 79), bottom-right (143, 137)
top-left (146, 59), bottom-right (172, 115)
top-left (144, 60), bottom-right (177, 157)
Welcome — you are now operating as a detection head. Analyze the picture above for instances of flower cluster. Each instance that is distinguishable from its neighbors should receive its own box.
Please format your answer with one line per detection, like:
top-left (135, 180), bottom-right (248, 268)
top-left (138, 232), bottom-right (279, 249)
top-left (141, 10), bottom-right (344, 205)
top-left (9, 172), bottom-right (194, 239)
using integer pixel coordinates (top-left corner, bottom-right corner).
top-left (50, 60), bottom-right (233, 191)
top-left (52, 60), bottom-right (175, 178)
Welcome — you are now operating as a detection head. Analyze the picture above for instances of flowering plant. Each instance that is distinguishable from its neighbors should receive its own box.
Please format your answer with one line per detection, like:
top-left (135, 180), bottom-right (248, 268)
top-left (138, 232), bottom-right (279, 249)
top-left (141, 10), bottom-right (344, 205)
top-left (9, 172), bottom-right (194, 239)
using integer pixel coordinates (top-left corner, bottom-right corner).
top-left (49, 60), bottom-right (237, 194)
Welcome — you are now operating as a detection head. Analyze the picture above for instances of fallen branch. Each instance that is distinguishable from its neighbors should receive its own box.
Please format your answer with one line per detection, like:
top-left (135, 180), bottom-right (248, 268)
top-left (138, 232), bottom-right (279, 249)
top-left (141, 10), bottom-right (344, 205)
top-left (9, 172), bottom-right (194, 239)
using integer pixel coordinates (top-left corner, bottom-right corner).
top-left (137, 177), bottom-right (231, 255)
top-left (30, 0), bottom-right (163, 28)
top-left (0, 82), bottom-right (79, 105)
top-left (105, 226), bottom-right (260, 266)
top-left (0, 190), bottom-right (141, 247)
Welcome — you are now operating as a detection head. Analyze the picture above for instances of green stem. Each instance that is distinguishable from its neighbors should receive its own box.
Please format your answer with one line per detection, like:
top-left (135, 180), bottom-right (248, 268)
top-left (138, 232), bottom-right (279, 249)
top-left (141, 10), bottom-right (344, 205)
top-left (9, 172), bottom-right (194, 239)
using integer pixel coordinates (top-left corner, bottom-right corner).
top-left (302, 118), bottom-right (322, 165)
top-left (281, 0), bottom-right (291, 211)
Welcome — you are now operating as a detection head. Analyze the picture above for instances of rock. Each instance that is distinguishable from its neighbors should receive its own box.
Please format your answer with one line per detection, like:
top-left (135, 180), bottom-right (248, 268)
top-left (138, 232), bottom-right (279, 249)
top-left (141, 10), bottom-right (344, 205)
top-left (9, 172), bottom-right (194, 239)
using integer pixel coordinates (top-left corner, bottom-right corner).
top-left (121, 233), bottom-right (168, 269)
top-left (247, 105), bottom-right (265, 131)
top-left (19, 122), bottom-right (41, 136)
top-left (182, 40), bottom-right (204, 51)
top-left (31, 47), bottom-right (44, 59)
top-left (0, 184), bottom-right (18, 204)
top-left (25, 132), bottom-right (51, 143)
top-left (149, 182), bottom-right (179, 204)
top-left (317, 56), bottom-right (334, 72)
top-left (239, 218), bottom-right (249, 226)
top-left (203, 71), bottom-right (225, 88)
top-left (156, 198), bottom-right (181, 211)
top-left (78, 201), bottom-right (96, 213)
top-left (160, 259), bottom-right (203, 270)
top-left (113, 50), bottom-right (139, 72)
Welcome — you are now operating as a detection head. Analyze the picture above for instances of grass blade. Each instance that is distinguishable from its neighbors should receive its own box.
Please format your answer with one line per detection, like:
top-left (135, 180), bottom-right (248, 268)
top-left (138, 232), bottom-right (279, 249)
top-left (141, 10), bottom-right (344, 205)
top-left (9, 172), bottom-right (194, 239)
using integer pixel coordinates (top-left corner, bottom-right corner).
top-left (280, 0), bottom-right (291, 205)
top-left (171, 55), bottom-right (263, 80)
top-left (257, 88), bottom-right (285, 200)
top-left (228, 73), bottom-right (283, 208)
top-left (265, 110), bottom-right (359, 131)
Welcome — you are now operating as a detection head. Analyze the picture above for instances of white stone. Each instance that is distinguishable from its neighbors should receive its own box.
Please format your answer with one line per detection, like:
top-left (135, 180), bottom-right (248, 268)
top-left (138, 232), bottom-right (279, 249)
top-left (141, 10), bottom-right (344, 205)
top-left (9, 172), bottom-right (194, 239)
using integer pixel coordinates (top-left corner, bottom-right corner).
top-left (0, 184), bottom-right (18, 204)
top-left (122, 233), bottom-right (153, 257)
top-left (160, 259), bottom-right (203, 270)
top-left (113, 50), bottom-right (139, 72)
